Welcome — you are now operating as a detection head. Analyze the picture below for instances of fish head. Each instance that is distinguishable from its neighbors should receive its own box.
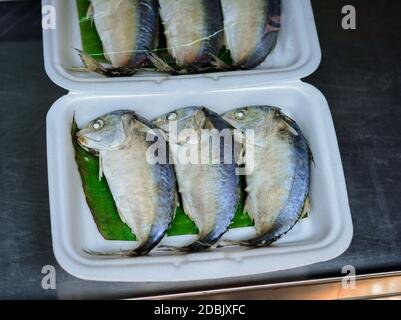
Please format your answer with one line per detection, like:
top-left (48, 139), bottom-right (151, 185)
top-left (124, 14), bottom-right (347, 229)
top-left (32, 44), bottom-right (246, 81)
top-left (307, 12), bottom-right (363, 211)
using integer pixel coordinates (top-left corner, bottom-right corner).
top-left (223, 106), bottom-right (280, 130)
top-left (223, 106), bottom-right (299, 145)
top-left (76, 110), bottom-right (134, 152)
top-left (223, 106), bottom-right (285, 146)
top-left (153, 107), bottom-right (207, 140)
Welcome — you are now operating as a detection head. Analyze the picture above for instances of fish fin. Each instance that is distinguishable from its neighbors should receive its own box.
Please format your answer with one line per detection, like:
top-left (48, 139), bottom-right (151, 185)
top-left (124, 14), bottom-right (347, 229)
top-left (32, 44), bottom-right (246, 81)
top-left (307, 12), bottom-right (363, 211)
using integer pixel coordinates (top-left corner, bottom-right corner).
top-left (280, 118), bottom-right (298, 137)
top-left (274, 110), bottom-right (299, 137)
top-left (243, 200), bottom-right (255, 224)
top-left (157, 127), bottom-right (169, 142)
top-left (74, 48), bottom-right (107, 74)
top-left (236, 144), bottom-right (246, 166)
top-left (73, 49), bottom-right (138, 77)
top-left (115, 206), bottom-right (127, 225)
top-left (276, 109), bottom-right (315, 167)
top-left (81, 3), bottom-right (95, 28)
top-left (175, 191), bottom-right (180, 208)
top-left (210, 54), bottom-right (231, 70)
top-left (69, 67), bottom-right (92, 73)
top-left (136, 121), bottom-right (157, 136)
top-left (232, 130), bottom-right (247, 165)
top-left (301, 196), bottom-right (311, 220)
top-left (158, 241), bottom-right (214, 253)
top-left (308, 144), bottom-right (316, 167)
top-left (181, 197), bottom-right (197, 224)
top-left (103, 45), bottom-right (111, 63)
top-left (86, 3), bottom-right (94, 20)
top-left (146, 239), bottom-right (254, 254)
top-left (233, 129), bottom-right (246, 144)
top-left (146, 51), bottom-right (176, 73)
top-left (193, 109), bottom-right (207, 132)
top-left (98, 154), bottom-right (104, 181)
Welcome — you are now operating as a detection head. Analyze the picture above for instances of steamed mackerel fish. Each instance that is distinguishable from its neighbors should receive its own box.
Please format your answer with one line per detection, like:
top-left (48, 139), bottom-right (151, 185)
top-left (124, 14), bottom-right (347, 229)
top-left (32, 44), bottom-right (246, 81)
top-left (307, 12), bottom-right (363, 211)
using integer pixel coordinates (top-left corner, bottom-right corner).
top-left (158, 0), bottom-right (223, 67)
top-left (223, 106), bottom-right (311, 246)
top-left (221, 0), bottom-right (281, 69)
top-left (76, 111), bottom-right (176, 255)
top-left (154, 107), bottom-right (240, 251)
top-left (88, 0), bottom-right (158, 68)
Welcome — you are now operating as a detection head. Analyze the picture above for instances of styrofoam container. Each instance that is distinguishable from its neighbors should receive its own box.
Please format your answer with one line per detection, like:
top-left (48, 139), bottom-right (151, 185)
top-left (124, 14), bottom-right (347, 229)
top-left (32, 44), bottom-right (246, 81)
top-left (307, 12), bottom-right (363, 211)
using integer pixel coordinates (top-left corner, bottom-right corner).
top-left (42, 0), bottom-right (321, 92)
top-left (46, 82), bottom-right (353, 281)
top-left (44, 0), bottom-right (353, 282)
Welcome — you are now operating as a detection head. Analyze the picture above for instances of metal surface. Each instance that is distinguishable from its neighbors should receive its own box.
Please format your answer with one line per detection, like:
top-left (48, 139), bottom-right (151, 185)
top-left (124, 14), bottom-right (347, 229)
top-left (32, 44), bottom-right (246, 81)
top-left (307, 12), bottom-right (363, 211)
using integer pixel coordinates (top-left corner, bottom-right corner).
top-left (139, 272), bottom-right (401, 300)
top-left (0, 0), bottom-right (401, 299)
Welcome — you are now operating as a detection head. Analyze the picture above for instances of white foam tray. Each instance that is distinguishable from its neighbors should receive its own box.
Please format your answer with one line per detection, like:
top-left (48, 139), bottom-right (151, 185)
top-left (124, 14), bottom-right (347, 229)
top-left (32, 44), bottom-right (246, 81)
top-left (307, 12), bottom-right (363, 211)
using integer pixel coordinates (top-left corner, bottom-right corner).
top-left (47, 82), bottom-right (353, 282)
top-left (44, 0), bottom-right (352, 282)
top-left (42, 0), bottom-right (321, 93)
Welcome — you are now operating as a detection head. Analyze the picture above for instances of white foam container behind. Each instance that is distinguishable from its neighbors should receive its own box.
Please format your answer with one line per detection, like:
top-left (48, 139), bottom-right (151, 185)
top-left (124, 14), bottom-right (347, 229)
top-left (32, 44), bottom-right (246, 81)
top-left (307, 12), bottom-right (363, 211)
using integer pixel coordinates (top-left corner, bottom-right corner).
top-left (43, 0), bottom-right (321, 93)
top-left (43, 0), bottom-right (353, 282)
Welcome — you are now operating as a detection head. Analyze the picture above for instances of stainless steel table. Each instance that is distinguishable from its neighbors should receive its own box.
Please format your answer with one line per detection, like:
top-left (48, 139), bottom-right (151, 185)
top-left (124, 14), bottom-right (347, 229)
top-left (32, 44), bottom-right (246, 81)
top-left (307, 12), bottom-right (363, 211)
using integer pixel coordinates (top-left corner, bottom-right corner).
top-left (0, 0), bottom-right (400, 299)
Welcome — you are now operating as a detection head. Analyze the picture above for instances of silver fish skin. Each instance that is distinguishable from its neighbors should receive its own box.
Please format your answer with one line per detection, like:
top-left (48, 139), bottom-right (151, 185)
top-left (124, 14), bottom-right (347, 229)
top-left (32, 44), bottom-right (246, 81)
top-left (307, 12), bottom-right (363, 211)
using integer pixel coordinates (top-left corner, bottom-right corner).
top-left (76, 110), bottom-right (176, 255)
top-left (223, 106), bottom-right (311, 246)
top-left (89, 0), bottom-right (158, 68)
top-left (158, 0), bottom-right (224, 67)
top-left (154, 107), bottom-right (239, 251)
top-left (220, 0), bottom-right (281, 69)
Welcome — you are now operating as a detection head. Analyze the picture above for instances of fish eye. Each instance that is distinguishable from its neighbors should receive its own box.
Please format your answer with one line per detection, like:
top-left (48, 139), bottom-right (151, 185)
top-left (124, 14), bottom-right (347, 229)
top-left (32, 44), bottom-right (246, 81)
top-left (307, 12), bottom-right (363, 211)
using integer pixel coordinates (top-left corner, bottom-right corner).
top-left (235, 109), bottom-right (247, 120)
top-left (167, 112), bottom-right (177, 121)
top-left (92, 119), bottom-right (104, 130)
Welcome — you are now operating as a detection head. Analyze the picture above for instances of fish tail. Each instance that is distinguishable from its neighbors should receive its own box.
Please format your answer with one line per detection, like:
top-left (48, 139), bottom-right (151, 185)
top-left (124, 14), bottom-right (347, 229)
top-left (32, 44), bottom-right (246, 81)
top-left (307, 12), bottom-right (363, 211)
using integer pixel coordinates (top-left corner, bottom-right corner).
top-left (155, 240), bottom-right (255, 254)
top-left (83, 241), bottom-right (162, 258)
top-left (301, 196), bottom-right (311, 219)
top-left (72, 49), bottom-right (138, 77)
top-left (153, 245), bottom-right (188, 254)
top-left (210, 54), bottom-right (231, 70)
top-left (83, 249), bottom-right (141, 258)
top-left (146, 50), bottom-right (176, 73)
top-left (156, 241), bottom-right (214, 253)
top-left (216, 240), bottom-right (252, 248)
top-left (185, 241), bottom-right (212, 252)
top-left (217, 236), bottom-right (279, 248)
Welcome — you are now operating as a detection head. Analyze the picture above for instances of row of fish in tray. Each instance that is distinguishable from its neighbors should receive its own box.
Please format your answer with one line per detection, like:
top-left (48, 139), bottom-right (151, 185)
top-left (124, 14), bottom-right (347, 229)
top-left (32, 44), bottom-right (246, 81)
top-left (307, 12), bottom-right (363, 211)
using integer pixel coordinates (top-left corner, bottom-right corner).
top-left (77, 0), bottom-right (281, 76)
top-left (76, 106), bottom-right (312, 256)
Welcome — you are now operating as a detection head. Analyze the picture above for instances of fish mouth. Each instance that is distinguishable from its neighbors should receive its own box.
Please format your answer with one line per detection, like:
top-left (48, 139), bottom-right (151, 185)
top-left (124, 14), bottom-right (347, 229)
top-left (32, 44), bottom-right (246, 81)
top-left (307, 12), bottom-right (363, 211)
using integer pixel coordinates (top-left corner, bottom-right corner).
top-left (76, 136), bottom-right (87, 147)
top-left (75, 134), bottom-right (100, 155)
top-left (76, 132), bottom-right (102, 143)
